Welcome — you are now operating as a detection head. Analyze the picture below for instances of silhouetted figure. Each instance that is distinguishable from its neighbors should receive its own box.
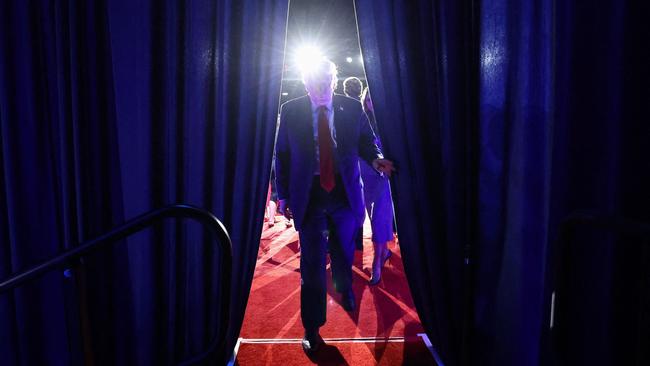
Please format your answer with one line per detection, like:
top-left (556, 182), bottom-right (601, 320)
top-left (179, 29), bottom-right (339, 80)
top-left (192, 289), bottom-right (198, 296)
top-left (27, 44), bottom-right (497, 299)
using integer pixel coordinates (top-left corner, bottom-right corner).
top-left (343, 76), bottom-right (363, 101)
top-left (359, 87), bottom-right (395, 285)
top-left (275, 59), bottom-right (394, 354)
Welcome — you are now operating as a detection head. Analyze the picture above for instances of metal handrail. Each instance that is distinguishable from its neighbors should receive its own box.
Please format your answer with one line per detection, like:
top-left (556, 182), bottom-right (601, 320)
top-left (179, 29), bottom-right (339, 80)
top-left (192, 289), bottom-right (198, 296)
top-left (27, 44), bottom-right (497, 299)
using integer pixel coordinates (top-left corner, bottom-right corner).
top-left (0, 204), bottom-right (233, 365)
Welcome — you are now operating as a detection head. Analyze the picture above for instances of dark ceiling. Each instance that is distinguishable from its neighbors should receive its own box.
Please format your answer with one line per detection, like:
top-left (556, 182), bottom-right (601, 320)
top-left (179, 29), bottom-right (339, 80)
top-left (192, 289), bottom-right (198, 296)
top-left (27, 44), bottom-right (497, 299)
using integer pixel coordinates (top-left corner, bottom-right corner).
top-left (281, 0), bottom-right (365, 101)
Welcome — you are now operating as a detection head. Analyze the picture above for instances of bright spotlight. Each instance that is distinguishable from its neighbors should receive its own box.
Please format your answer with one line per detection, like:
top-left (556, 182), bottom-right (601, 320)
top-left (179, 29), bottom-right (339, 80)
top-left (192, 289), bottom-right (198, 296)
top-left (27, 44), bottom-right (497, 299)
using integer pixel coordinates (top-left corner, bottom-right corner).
top-left (346, 57), bottom-right (353, 63)
top-left (294, 45), bottom-right (324, 75)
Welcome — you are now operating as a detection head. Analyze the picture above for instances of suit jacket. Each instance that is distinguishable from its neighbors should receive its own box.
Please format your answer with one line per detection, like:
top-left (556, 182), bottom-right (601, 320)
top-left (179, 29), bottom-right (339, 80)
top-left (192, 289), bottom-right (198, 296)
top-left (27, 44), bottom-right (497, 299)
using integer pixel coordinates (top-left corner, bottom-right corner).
top-left (275, 94), bottom-right (383, 230)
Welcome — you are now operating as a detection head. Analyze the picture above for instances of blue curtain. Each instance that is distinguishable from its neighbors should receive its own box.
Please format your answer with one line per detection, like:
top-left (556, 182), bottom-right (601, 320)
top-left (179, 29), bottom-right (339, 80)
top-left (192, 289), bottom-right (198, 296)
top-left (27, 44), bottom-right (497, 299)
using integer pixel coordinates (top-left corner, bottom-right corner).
top-left (357, 0), bottom-right (649, 365)
top-left (474, 0), bottom-right (555, 364)
top-left (355, 1), bottom-right (474, 364)
top-left (477, 1), bottom-right (649, 365)
top-left (1, 0), bottom-right (287, 364)
top-left (1, 1), bottom-right (124, 365)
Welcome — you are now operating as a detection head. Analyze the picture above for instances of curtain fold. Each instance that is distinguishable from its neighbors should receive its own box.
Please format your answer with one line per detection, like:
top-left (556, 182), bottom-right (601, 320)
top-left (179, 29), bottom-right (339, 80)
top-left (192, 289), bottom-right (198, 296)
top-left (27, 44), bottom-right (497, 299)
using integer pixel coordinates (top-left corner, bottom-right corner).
top-left (477, 0), bottom-right (649, 364)
top-left (355, 1), bottom-right (476, 364)
top-left (357, 0), bottom-right (649, 365)
top-left (0, 1), bottom-right (124, 364)
top-left (1, 0), bottom-right (287, 364)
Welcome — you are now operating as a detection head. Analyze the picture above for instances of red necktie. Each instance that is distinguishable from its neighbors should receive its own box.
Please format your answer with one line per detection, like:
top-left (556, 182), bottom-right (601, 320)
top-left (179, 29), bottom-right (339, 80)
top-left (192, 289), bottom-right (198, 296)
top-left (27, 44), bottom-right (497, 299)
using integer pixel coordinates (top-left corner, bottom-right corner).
top-left (318, 106), bottom-right (336, 192)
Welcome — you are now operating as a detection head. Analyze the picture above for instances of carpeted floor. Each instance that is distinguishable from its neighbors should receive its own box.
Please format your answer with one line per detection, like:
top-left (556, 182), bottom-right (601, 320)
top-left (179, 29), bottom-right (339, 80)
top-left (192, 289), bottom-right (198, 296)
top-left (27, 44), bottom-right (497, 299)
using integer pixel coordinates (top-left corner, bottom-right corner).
top-left (234, 336), bottom-right (437, 365)
top-left (235, 216), bottom-right (436, 365)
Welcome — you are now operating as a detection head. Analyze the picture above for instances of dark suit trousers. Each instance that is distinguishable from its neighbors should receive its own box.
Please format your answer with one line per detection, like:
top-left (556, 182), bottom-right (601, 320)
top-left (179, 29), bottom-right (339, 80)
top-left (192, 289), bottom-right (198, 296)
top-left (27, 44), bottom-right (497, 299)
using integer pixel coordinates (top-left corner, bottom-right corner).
top-left (299, 176), bottom-right (356, 330)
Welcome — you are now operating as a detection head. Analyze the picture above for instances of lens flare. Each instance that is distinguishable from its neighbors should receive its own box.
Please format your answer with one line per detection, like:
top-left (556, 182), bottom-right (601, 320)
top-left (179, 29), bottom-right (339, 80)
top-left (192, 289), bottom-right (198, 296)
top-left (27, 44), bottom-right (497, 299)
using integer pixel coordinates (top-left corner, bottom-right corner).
top-left (294, 45), bottom-right (324, 76)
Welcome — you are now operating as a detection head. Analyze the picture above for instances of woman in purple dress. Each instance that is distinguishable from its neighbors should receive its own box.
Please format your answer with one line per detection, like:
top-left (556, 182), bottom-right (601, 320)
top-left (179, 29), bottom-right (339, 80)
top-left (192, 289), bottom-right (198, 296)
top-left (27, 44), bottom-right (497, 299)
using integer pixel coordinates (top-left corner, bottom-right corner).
top-left (359, 87), bottom-right (395, 285)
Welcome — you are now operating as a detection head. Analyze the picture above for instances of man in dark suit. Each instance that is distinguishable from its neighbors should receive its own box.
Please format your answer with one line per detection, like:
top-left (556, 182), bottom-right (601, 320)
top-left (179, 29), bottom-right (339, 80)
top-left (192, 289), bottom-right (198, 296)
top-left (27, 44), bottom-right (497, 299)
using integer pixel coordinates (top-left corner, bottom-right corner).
top-left (275, 59), bottom-right (394, 354)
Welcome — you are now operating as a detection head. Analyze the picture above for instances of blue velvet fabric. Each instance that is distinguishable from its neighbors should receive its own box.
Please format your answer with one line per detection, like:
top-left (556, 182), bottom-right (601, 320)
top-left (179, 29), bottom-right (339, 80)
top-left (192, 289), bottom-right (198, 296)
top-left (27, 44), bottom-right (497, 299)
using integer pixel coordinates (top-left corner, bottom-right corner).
top-left (474, 0), bottom-right (555, 364)
top-left (355, 1), bottom-right (473, 364)
top-left (1, 1), bottom-right (125, 364)
top-left (1, 0), bottom-right (287, 364)
top-left (478, 1), bottom-right (649, 365)
top-left (357, 0), bottom-right (649, 365)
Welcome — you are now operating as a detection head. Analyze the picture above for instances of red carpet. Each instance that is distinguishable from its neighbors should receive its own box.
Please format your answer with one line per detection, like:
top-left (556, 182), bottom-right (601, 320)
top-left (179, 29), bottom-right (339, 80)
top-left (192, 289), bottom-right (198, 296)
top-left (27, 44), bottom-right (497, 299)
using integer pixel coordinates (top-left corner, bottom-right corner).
top-left (234, 336), bottom-right (437, 365)
top-left (236, 216), bottom-right (437, 365)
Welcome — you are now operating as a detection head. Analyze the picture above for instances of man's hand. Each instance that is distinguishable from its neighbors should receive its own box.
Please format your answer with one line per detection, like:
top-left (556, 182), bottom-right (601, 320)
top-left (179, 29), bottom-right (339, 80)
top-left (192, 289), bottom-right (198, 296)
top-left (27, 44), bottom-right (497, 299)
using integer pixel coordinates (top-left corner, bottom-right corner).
top-left (278, 199), bottom-right (293, 220)
top-left (372, 158), bottom-right (395, 177)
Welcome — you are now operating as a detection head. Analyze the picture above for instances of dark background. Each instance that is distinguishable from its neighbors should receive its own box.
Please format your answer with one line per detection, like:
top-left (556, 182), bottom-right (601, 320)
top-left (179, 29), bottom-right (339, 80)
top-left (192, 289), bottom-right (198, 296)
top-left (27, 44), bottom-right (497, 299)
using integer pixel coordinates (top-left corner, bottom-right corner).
top-left (281, 0), bottom-right (365, 103)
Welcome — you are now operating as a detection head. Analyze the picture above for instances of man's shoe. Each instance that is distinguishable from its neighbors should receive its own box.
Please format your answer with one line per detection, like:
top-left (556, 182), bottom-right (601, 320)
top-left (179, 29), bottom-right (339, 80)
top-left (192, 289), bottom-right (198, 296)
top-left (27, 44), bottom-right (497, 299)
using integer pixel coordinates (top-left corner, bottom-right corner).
top-left (301, 331), bottom-right (325, 354)
top-left (341, 289), bottom-right (356, 312)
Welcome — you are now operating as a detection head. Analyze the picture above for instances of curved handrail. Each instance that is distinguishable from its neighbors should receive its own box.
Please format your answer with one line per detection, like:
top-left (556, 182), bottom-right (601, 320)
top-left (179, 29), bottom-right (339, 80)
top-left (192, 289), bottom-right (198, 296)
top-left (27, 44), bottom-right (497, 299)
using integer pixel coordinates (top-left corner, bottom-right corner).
top-left (0, 204), bottom-right (233, 365)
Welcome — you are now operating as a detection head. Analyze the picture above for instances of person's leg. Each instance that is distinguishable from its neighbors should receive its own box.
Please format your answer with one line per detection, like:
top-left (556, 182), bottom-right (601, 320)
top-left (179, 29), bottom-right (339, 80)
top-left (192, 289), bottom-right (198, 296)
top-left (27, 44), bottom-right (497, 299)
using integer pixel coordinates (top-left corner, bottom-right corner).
top-left (370, 179), bottom-right (394, 244)
top-left (298, 203), bottom-right (329, 331)
top-left (327, 201), bottom-right (357, 294)
top-left (359, 162), bottom-right (381, 251)
top-left (266, 200), bottom-right (277, 226)
top-left (369, 240), bottom-right (388, 284)
top-left (369, 179), bottom-right (394, 284)
top-left (354, 225), bottom-right (364, 250)
top-left (264, 184), bottom-right (272, 222)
